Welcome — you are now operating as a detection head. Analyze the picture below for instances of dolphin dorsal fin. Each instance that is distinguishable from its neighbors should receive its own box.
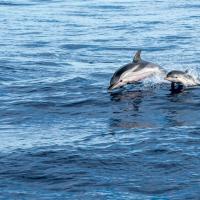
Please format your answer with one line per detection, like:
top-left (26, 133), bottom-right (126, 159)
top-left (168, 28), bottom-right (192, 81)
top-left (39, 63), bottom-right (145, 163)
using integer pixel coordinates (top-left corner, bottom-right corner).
top-left (133, 50), bottom-right (142, 63)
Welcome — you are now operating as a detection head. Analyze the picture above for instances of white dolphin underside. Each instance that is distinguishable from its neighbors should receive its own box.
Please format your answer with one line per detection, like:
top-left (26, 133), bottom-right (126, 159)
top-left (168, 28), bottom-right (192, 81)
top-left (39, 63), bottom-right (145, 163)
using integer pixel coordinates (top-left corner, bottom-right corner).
top-left (121, 63), bottom-right (164, 83)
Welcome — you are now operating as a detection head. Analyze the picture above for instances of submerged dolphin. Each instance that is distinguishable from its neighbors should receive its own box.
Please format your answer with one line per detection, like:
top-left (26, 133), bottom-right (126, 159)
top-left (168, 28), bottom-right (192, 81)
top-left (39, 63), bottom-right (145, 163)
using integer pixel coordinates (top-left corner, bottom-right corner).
top-left (108, 50), bottom-right (165, 90)
top-left (165, 70), bottom-right (200, 87)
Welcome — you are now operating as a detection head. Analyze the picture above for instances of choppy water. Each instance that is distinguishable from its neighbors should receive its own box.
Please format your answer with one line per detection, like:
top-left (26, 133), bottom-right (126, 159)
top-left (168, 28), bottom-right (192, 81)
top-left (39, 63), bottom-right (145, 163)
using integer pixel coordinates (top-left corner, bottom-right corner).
top-left (0, 0), bottom-right (200, 199)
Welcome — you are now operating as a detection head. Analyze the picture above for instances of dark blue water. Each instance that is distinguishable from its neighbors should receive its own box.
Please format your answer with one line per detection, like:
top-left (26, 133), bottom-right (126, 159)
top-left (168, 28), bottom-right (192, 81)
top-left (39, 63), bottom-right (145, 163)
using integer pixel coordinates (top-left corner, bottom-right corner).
top-left (0, 0), bottom-right (200, 199)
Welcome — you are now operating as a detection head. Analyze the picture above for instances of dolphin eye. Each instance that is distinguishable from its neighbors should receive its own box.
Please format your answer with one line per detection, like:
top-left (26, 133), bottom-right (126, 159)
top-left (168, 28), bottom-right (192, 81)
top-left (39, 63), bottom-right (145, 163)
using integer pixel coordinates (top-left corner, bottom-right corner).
top-left (120, 80), bottom-right (122, 82)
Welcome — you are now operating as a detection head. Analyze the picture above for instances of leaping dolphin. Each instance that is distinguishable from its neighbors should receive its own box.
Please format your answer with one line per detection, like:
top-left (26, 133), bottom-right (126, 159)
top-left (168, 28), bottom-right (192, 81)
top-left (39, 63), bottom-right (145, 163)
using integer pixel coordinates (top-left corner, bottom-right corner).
top-left (108, 50), bottom-right (166, 90)
top-left (165, 70), bottom-right (200, 87)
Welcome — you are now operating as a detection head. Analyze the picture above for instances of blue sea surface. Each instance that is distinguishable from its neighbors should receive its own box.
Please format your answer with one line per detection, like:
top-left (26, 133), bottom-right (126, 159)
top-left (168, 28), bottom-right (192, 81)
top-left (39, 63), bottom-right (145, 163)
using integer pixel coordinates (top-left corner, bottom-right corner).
top-left (0, 0), bottom-right (200, 199)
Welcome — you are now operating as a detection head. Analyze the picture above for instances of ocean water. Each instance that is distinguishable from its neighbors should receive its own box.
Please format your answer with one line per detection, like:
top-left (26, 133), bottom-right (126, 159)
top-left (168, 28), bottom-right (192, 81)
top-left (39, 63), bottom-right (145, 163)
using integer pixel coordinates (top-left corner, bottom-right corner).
top-left (0, 0), bottom-right (200, 199)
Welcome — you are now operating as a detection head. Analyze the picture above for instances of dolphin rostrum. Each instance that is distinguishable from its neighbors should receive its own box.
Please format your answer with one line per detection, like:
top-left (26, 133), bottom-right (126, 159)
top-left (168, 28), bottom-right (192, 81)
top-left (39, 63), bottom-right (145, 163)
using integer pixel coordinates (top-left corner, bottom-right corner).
top-left (108, 50), bottom-right (165, 90)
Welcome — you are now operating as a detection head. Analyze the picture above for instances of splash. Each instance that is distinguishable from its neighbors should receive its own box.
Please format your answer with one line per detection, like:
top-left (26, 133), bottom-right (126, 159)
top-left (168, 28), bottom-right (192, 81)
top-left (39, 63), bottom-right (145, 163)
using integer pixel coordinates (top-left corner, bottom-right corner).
top-left (142, 72), bottom-right (167, 89)
top-left (185, 66), bottom-right (200, 83)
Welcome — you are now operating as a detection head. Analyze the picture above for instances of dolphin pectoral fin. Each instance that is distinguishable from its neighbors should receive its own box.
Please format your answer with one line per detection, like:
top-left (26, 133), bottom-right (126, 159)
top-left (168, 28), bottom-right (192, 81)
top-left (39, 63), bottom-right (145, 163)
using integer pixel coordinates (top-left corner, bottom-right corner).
top-left (133, 50), bottom-right (142, 63)
top-left (177, 84), bottom-right (185, 92)
top-left (127, 82), bottom-right (133, 85)
top-left (170, 82), bottom-right (175, 91)
top-left (170, 82), bottom-right (185, 93)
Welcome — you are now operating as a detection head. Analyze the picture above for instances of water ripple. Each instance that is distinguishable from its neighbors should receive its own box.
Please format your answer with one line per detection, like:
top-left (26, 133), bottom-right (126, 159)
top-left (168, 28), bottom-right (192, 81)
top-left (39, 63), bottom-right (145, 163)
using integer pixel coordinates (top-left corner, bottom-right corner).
top-left (0, 0), bottom-right (200, 199)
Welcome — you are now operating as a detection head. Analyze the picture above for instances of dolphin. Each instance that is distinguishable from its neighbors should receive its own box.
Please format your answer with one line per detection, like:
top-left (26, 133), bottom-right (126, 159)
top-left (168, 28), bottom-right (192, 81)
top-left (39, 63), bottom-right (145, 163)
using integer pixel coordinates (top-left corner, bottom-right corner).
top-left (108, 50), bottom-right (166, 90)
top-left (164, 70), bottom-right (200, 87)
